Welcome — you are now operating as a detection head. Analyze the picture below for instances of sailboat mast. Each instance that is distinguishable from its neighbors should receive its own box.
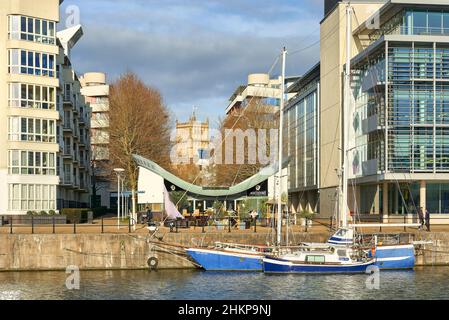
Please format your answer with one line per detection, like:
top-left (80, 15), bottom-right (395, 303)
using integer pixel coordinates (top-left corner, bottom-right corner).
top-left (341, 4), bottom-right (352, 228)
top-left (277, 47), bottom-right (287, 247)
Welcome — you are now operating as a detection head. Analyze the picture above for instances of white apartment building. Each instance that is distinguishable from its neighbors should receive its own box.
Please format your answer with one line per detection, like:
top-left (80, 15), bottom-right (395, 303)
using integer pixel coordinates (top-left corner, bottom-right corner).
top-left (0, 0), bottom-right (91, 215)
top-left (226, 73), bottom-right (299, 115)
top-left (80, 72), bottom-right (110, 208)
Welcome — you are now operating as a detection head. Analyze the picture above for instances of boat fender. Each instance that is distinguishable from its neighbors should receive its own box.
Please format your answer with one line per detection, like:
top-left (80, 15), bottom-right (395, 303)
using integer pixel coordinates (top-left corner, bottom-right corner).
top-left (147, 256), bottom-right (159, 270)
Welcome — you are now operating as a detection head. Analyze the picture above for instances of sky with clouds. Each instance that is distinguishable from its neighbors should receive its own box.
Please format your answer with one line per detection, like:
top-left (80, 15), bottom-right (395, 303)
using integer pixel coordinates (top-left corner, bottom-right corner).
top-left (60, 0), bottom-right (324, 126)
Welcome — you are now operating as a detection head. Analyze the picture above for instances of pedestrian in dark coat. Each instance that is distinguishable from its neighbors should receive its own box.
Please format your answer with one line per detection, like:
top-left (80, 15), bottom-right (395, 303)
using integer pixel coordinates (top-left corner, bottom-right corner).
top-left (418, 207), bottom-right (424, 230)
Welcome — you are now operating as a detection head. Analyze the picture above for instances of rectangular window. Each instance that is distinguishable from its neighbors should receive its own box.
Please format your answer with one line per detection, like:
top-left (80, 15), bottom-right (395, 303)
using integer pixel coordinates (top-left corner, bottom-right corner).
top-left (8, 150), bottom-right (56, 176)
top-left (8, 183), bottom-right (56, 211)
top-left (8, 15), bottom-right (20, 40)
top-left (428, 11), bottom-right (442, 34)
top-left (8, 15), bottom-right (56, 45)
top-left (8, 83), bottom-right (56, 110)
top-left (8, 49), bottom-right (55, 78)
top-left (8, 117), bottom-right (57, 143)
top-left (413, 10), bottom-right (428, 35)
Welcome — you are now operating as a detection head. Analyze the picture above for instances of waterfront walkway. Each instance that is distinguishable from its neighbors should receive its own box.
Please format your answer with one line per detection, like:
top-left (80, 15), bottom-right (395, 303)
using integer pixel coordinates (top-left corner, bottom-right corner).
top-left (0, 218), bottom-right (447, 235)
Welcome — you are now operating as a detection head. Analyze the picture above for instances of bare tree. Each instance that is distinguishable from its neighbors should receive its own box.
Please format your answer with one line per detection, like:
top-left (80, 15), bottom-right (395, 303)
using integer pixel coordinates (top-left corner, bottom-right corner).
top-left (213, 100), bottom-right (279, 186)
top-left (107, 72), bottom-right (172, 221)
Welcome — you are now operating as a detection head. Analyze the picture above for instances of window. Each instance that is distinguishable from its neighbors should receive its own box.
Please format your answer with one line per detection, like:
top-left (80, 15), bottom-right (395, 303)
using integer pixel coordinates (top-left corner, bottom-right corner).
top-left (8, 49), bottom-right (55, 77)
top-left (8, 184), bottom-right (56, 211)
top-left (305, 256), bottom-right (326, 264)
top-left (413, 10), bottom-right (427, 34)
top-left (9, 117), bottom-right (56, 143)
top-left (8, 83), bottom-right (56, 109)
top-left (8, 15), bottom-right (56, 45)
top-left (8, 150), bottom-right (56, 175)
top-left (428, 11), bottom-right (442, 34)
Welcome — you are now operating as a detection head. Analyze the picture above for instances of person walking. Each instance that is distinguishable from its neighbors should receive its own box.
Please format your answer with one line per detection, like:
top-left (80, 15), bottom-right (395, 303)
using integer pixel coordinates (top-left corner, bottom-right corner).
top-left (425, 208), bottom-right (431, 232)
top-left (146, 207), bottom-right (153, 223)
top-left (418, 207), bottom-right (424, 230)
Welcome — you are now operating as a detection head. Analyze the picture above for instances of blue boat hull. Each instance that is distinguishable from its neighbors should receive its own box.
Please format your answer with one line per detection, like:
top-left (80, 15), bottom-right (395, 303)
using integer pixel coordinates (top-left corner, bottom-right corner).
top-left (369, 245), bottom-right (415, 270)
top-left (186, 249), bottom-right (263, 271)
top-left (263, 257), bottom-right (375, 274)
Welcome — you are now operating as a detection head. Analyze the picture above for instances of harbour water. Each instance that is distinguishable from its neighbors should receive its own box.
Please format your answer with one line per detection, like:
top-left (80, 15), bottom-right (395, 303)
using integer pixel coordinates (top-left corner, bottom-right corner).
top-left (0, 267), bottom-right (449, 300)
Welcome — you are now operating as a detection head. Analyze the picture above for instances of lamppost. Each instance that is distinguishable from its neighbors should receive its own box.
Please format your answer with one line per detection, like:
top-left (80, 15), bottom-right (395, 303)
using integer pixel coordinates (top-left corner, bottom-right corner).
top-left (114, 168), bottom-right (125, 229)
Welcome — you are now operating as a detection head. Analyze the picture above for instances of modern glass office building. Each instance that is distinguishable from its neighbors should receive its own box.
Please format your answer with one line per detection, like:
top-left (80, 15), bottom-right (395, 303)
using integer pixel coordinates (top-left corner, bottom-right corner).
top-left (351, 3), bottom-right (449, 216)
top-left (284, 64), bottom-right (320, 213)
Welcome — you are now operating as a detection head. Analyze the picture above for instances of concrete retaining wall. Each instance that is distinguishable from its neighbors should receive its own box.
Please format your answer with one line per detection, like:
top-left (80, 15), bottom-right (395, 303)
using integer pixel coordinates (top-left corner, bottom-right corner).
top-left (414, 232), bottom-right (449, 266)
top-left (0, 232), bottom-right (330, 271)
top-left (2, 231), bottom-right (449, 271)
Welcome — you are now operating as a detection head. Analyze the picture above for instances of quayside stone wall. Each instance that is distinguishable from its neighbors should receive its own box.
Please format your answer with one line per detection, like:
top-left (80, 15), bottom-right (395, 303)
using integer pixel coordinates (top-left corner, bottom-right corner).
top-left (0, 233), bottom-right (329, 271)
top-left (1, 232), bottom-right (449, 270)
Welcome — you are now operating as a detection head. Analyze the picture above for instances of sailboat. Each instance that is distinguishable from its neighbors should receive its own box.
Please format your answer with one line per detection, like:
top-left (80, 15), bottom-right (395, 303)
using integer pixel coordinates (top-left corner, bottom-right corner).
top-left (263, 4), bottom-right (415, 273)
top-left (262, 41), bottom-right (375, 274)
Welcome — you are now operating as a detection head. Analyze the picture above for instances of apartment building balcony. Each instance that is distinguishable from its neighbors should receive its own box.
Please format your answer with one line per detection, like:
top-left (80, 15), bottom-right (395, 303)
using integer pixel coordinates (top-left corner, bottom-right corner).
top-left (91, 118), bottom-right (109, 129)
top-left (63, 121), bottom-right (73, 133)
top-left (63, 94), bottom-right (75, 106)
top-left (91, 102), bottom-right (109, 113)
top-left (79, 138), bottom-right (86, 148)
top-left (79, 161), bottom-right (87, 170)
top-left (62, 148), bottom-right (73, 159)
top-left (61, 174), bottom-right (73, 187)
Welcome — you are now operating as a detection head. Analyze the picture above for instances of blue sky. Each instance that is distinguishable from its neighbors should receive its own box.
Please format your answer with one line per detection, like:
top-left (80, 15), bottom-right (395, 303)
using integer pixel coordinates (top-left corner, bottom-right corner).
top-left (60, 0), bottom-right (324, 126)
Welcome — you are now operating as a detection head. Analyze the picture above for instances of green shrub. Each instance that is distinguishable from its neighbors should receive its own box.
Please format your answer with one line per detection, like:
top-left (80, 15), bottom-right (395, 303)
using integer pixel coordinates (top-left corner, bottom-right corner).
top-left (92, 207), bottom-right (108, 218)
top-left (61, 208), bottom-right (90, 223)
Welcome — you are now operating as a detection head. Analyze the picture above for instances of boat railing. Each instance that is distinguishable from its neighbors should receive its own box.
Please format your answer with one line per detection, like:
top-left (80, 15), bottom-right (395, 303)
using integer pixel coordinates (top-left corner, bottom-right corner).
top-left (214, 242), bottom-right (273, 252)
top-left (356, 233), bottom-right (404, 247)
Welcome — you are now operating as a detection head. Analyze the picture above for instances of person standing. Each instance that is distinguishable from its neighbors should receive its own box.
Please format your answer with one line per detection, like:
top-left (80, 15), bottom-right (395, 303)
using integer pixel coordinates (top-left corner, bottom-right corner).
top-left (146, 207), bottom-right (153, 223)
top-left (425, 208), bottom-right (431, 232)
top-left (418, 207), bottom-right (424, 230)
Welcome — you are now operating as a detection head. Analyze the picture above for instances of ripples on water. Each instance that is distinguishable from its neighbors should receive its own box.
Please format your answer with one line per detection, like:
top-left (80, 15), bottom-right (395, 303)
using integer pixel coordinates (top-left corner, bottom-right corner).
top-left (0, 267), bottom-right (448, 300)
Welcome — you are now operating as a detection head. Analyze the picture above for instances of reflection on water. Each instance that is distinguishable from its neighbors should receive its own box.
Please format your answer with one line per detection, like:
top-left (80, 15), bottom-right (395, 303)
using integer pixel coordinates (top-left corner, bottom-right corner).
top-left (0, 267), bottom-right (448, 300)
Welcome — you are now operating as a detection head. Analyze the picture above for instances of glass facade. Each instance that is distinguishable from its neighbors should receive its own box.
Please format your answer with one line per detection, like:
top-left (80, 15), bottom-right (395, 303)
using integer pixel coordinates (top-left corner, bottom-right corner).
top-left (285, 79), bottom-right (318, 190)
top-left (352, 6), bottom-right (449, 214)
top-left (353, 43), bottom-right (449, 174)
top-left (370, 9), bottom-right (449, 41)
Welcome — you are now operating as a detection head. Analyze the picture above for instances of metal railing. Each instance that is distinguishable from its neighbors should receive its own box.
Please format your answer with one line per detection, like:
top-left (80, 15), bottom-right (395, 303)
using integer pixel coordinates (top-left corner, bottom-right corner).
top-left (0, 217), bottom-right (138, 235)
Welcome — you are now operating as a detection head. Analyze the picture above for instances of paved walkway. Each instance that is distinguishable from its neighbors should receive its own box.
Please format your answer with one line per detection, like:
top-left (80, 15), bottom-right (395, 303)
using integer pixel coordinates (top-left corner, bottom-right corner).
top-left (0, 218), bottom-right (447, 235)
